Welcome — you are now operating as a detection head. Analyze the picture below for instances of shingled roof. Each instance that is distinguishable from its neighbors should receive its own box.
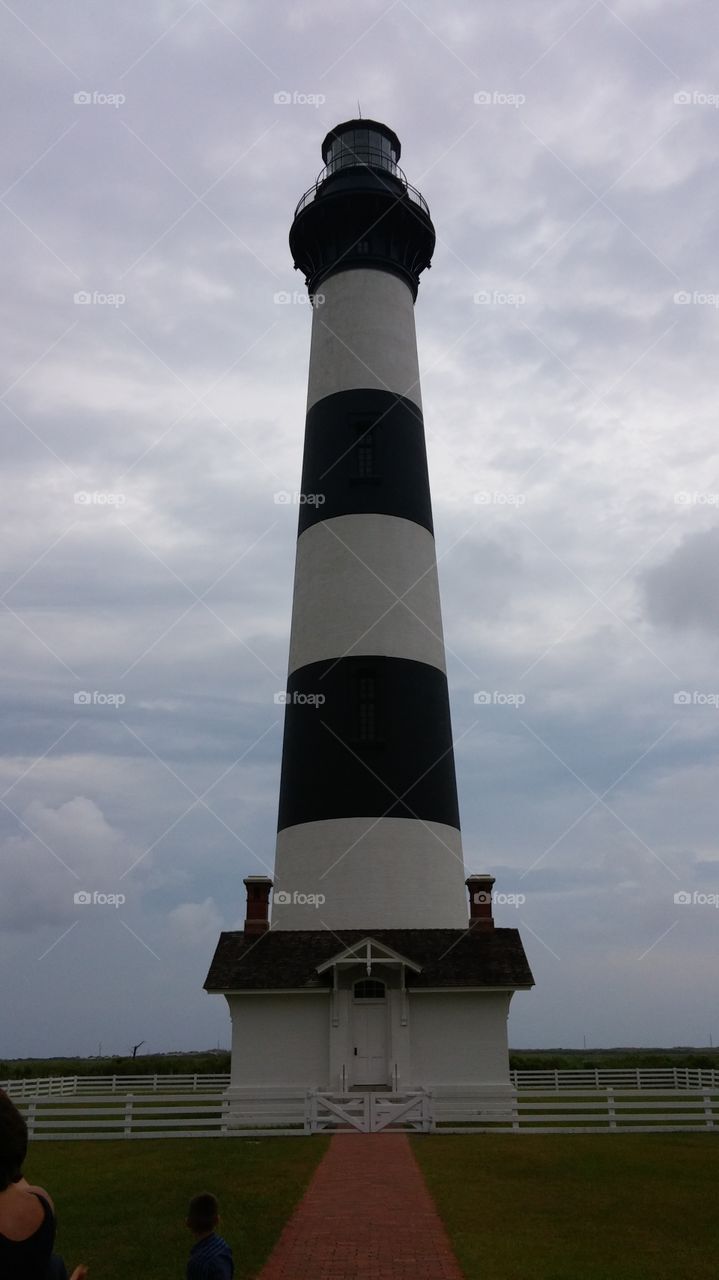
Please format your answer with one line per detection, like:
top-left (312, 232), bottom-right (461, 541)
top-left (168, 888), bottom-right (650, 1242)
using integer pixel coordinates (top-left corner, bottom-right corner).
top-left (204, 927), bottom-right (534, 992)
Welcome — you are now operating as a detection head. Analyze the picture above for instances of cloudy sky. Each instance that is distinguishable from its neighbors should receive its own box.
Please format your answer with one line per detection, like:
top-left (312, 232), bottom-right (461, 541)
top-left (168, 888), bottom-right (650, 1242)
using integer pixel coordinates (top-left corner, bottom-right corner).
top-left (1, 0), bottom-right (717, 1060)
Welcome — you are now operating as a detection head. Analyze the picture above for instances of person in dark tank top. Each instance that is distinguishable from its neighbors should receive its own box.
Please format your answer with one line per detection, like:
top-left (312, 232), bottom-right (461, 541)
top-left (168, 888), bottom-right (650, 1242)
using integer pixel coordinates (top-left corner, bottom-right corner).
top-left (0, 1088), bottom-right (88, 1279)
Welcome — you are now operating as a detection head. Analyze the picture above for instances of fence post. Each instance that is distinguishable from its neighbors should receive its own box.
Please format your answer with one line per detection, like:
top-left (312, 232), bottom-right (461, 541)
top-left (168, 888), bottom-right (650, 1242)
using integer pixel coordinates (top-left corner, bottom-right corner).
top-left (124, 1095), bottom-right (133, 1138)
top-left (607, 1087), bottom-right (616, 1130)
top-left (26, 1100), bottom-right (37, 1140)
top-left (703, 1094), bottom-right (715, 1130)
top-left (512, 1091), bottom-right (520, 1132)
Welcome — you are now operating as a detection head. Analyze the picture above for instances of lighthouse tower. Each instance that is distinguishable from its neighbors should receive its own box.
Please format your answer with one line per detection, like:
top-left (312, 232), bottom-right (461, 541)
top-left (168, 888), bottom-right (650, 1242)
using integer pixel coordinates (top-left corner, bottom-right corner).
top-left (273, 119), bottom-right (466, 930)
top-left (205, 122), bottom-right (533, 1124)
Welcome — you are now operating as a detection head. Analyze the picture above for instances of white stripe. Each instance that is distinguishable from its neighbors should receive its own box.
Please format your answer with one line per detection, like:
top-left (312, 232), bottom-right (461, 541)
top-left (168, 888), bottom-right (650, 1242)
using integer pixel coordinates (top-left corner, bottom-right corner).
top-left (288, 514), bottom-right (446, 674)
top-left (307, 269), bottom-right (422, 412)
top-left (272, 817), bottom-right (467, 929)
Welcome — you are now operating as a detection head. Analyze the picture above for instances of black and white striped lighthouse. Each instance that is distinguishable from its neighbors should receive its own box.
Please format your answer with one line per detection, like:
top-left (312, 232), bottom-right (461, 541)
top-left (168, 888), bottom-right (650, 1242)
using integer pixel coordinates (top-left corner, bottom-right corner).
top-left (272, 120), bottom-right (467, 930)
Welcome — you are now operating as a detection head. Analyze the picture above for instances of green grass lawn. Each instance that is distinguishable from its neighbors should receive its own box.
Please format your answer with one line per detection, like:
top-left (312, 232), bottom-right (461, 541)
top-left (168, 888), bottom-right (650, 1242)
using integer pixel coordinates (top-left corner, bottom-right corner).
top-left (26, 1137), bottom-right (328, 1279)
top-left (413, 1133), bottom-right (719, 1280)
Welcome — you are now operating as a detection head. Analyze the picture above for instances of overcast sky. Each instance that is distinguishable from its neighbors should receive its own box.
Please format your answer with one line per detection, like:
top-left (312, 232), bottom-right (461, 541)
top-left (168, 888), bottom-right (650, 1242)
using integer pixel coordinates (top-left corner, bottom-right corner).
top-left (1, 0), bottom-right (717, 1060)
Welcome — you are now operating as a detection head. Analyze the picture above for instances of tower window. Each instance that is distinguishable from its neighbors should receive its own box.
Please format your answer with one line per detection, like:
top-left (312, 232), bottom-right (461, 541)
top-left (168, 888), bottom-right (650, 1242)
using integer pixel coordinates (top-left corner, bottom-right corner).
top-left (356, 669), bottom-right (378, 743)
top-left (355, 426), bottom-right (375, 478)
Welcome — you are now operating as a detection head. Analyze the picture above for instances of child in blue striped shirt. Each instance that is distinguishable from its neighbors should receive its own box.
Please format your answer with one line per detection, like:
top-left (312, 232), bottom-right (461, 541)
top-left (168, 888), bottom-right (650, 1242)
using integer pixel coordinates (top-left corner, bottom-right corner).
top-left (186, 1193), bottom-right (233, 1280)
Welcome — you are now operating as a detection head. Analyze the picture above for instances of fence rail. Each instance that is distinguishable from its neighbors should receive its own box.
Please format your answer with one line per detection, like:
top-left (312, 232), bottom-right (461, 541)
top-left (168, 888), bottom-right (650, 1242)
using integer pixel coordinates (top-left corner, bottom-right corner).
top-left (435, 1088), bottom-right (719, 1133)
top-left (509, 1067), bottom-right (718, 1090)
top-left (1, 1074), bottom-right (231, 1098)
top-left (3, 1068), bottom-right (717, 1098)
top-left (5, 1084), bottom-right (719, 1139)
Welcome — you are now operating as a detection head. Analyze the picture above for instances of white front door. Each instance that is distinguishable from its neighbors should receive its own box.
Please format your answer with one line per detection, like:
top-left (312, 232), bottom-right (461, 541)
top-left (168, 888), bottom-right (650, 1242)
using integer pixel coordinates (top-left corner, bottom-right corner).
top-left (353, 1001), bottom-right (387, 1086)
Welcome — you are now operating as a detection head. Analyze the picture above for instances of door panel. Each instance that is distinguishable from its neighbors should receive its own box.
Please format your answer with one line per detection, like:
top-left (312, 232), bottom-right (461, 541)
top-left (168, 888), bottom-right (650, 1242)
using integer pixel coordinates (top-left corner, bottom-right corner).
top-left (353, 1002), bottom-right (387, 1085)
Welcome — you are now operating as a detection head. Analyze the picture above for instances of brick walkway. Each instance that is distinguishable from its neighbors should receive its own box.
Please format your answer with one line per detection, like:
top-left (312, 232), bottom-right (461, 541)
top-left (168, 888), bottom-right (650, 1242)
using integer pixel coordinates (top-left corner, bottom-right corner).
top-left (256, 1132), bottom-right (464, 1279)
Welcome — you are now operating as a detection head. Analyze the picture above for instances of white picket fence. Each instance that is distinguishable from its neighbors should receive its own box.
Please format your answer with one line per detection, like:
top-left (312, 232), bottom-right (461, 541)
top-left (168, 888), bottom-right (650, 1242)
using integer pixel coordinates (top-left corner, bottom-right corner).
top-left (1, 1073), bottom-right (231, 1098)
top-left (5, 1082), bottom-right (719, 1138)
top-left (434, 1088), bottom-right (719, 1133)
top-left (3, 1068), bottom-right (717, 1099)
top-left (510, 1067), bottom-right (718, 1091)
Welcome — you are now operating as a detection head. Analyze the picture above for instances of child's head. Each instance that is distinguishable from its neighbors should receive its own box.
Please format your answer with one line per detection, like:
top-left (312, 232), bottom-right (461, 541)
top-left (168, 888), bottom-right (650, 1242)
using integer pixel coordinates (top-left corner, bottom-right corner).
top-left (187, 1192), bottom-right (219, 1237)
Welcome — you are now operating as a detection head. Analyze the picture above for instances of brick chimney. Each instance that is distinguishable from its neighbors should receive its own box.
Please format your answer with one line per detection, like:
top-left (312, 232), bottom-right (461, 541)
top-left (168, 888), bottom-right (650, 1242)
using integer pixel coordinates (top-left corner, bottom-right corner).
top-left (243, 876), bottom-right (273, 935)
top-left (466, 874), bottom-right (495, 931)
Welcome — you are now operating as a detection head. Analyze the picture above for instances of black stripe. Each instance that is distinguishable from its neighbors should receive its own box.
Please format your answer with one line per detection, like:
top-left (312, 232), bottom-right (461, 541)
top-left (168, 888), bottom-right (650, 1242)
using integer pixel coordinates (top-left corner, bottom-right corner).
top-left (297, 390), bottom-right (434, 536)
top-left (277, 656), bottom-right (460, 831)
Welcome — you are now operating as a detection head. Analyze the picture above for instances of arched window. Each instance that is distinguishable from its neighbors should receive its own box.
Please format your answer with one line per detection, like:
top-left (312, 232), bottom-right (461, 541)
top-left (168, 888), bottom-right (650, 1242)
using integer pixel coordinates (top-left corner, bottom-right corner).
top-left (353, 979), bottom-right (386, 1000)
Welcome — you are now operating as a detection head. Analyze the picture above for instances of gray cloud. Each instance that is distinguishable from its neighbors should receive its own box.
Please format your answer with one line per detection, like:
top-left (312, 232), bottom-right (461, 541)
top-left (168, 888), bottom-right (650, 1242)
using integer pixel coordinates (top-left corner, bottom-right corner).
top-left (1, 0), bottom-right (718, 1055)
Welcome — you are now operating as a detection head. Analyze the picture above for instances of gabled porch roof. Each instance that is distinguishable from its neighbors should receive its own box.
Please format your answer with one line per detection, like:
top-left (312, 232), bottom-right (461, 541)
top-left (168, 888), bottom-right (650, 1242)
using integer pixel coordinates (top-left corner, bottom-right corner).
top-left (316, 936), bottom-right (423, 976)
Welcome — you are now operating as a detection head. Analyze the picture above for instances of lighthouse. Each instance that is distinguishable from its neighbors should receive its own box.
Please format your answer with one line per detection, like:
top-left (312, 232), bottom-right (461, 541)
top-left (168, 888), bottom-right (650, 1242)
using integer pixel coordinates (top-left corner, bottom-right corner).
top-left (205, 121), bottom-right (534, 1127)
top-left (273, 118), bottom-right (466, 930)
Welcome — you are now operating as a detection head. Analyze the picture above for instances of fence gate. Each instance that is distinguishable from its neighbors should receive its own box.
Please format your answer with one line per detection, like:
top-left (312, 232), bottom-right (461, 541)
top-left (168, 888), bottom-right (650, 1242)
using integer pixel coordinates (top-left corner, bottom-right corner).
top-left (309, 1091), bottom-right (430, 1133)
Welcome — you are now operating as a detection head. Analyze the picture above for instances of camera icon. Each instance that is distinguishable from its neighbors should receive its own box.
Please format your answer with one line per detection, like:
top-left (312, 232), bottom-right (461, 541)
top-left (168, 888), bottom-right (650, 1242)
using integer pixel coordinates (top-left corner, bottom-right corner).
top-left (474, 691), bottom-right (492, 705)
top-left (473, 891), bottom-right (491, 904)
top-left (274, 692), bottom-right (289, 704)
top-left (73, 491), bottom-right (91, 505)
top-left (273, 889), bottom-right (292, 904)
top-left (673, 290), bottom-right (691, 305)
top-left (273, 91), bottom-right (292, 105)
top-left (73, 91), bottom-right (92, 105)
top-left (74, 691), bottom-right (92, 705)
top-left (673, 91), bottom-right (692, 105)
top-left (673, 690), bottom-right (692, 705)
top-left (74, 890), bottom-right (92, 905)
top-left (273, 291), bottom-right (291, 304)
top-left (473, 290), bottom-right (491, 305)
top-left (274, 490), bottom-right (291, 503)
top-left (473, 91), bottom-right (492, 105)
top-left (73, 291), bottom-right (92, 305)
top-left (673, 891), bottom-right (692, 905)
